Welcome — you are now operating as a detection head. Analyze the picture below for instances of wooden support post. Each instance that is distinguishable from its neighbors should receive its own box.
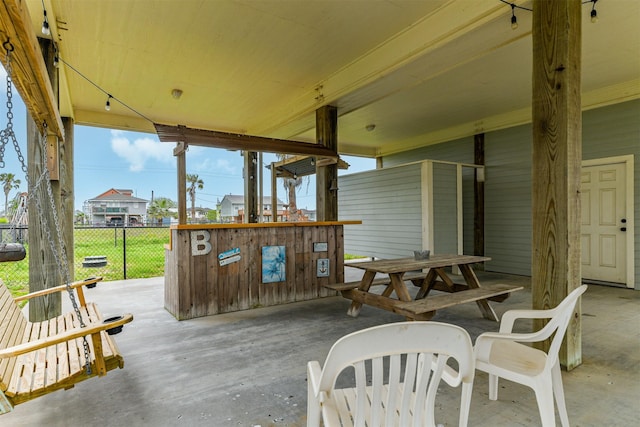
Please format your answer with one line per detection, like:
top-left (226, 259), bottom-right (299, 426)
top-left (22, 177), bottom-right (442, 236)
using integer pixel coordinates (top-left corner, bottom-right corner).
top-left (60, 117), bottom-right (74, 282)
top-left (315, 105), bottom-right (338, 221)
top-left (271, 163), bottom-right (278, 222)
top-left (531, 0), bottom-right (582, 370)
top-left (244, 151), bottom-right (258, 223)
top-left (474, 133), bottom-right (485, 262)
top-left (27, 114), bottom-right (61, 321)
top-left (27, 37), bottom-right (62, 321)
top-left (174, 142), bottom-right (187, 225)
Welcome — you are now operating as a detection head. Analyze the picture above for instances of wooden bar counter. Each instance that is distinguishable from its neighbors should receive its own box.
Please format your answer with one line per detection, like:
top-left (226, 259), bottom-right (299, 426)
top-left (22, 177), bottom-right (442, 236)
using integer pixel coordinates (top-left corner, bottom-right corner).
top-left (164, 221), bottom-right (360, 320)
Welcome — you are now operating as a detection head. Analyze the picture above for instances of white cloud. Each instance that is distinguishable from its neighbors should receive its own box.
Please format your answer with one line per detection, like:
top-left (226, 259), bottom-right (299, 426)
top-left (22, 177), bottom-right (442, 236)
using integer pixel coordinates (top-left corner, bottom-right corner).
top-left (110, 130), bottom-right (173, 171)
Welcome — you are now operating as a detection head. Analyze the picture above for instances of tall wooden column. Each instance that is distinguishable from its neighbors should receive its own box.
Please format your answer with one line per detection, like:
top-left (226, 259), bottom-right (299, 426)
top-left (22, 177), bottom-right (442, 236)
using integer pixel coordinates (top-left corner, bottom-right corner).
top-left (316, 105), bottom-right (338, 221)
top-left (175, 142), bottom-right (187, 224)
top-left (244, 151), bottom-right (258, 223)
top-left (531, 0), bottom-right (582, 369)
top-left (474, 133), bottom-right (485, 259)
top-left (28, 37), bottom-right (62, 321)
top-left (60, 117), bottom-right (74, 282)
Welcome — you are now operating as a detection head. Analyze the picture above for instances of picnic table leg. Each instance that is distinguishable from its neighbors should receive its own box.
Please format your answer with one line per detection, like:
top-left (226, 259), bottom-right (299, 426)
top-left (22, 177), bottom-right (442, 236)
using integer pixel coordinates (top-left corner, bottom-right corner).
top-left (347, 270), bottom-right (376, 317)
top-left (415, 269), bottom-right (438, 299)
top-left (389, 273), bottom-right (412, 302)
top-left (459, 264), bottom-right (499, 321)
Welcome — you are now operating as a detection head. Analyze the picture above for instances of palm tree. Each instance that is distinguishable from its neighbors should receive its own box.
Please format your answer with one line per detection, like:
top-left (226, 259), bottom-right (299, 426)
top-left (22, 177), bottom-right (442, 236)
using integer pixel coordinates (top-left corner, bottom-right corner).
top-left (0, 173), bottom-right (21, 216)
top-left (147, 197), bottom-right (176, 225)
top-left (186, 174), bottom-right (204, 222)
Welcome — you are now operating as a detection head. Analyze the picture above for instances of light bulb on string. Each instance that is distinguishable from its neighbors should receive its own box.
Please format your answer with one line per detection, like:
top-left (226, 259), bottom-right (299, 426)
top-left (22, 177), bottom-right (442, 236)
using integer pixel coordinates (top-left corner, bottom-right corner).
top-left (590, 0), bottom-right (598, 23)
top-left (510, 4), bottom-right (518, 30)
top-left (42, 10), bottom-right (50, 35)
top-left (105, 95), bottom-right (112, 111)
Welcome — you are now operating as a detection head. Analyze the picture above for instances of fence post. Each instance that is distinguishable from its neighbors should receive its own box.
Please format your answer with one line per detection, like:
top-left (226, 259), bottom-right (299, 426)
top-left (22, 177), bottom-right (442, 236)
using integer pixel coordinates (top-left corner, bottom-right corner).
top-left (123, 227), bottom-right (127, 280)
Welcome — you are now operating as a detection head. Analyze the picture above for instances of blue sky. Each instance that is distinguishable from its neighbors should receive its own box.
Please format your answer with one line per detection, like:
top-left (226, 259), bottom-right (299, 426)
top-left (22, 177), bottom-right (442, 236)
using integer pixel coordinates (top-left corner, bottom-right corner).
top-left (0, 67), bottom-right (374, 213)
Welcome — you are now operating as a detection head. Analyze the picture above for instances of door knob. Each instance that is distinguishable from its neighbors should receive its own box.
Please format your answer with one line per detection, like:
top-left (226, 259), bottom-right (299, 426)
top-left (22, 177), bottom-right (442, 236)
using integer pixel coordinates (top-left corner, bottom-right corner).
top-left (621, 218), bottom-right (627, 223)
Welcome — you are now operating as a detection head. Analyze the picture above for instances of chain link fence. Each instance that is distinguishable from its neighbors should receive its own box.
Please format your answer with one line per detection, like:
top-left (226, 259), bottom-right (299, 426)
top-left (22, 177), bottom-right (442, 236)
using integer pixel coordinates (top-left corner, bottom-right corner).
top-left (0, 225), bottom-right (170, 296)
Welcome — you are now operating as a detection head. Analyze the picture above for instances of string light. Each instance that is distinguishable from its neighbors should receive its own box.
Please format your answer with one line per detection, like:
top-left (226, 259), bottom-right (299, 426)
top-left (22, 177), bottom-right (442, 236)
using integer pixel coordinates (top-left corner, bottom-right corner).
top-left (41, 0), bottom-right (50, 36)
top-left (499, 1), bottom-right (601, 29)
top-left (41, 9), bottom-right (50, 35)
top-left (590, 0), bottom-right (598, 23)
top-left (105, 95), bottom-right (112, 111)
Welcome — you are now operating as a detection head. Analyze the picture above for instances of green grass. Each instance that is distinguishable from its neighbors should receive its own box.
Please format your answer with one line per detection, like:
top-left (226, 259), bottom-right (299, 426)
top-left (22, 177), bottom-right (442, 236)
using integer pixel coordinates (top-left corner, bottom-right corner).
top-left (2, 230), bottom-right (366, 298)
top-left (1, 227), bottom-right (170, 297)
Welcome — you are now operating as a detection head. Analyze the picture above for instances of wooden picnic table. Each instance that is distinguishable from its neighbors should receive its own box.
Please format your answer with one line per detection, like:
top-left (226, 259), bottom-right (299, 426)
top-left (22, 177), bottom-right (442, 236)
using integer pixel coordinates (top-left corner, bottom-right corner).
top-left (326, 254), bottom-right (522, 321)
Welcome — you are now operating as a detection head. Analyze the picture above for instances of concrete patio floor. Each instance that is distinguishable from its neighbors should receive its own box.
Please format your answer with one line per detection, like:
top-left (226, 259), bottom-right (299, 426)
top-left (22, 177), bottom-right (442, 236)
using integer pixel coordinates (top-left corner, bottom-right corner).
top-left (4, 269), bottom-right (639, 426)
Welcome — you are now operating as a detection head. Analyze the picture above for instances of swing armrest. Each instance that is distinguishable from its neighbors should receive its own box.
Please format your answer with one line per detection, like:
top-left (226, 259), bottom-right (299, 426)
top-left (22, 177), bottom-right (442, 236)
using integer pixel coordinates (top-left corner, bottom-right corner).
top-left (0, 313), bottom-right (133, 359)
top-left (13, 277), bottom-right (103, 302)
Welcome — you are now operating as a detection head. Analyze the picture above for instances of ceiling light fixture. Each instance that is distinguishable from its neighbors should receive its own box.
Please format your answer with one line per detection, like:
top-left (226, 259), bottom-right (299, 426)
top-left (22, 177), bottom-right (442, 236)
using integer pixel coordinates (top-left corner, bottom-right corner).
top-left (365, 124), bottom-right (376, 132)
top-left (171, 89), bottom-right (183, 99)
top-left (105, 94), bottom-right (112, 111)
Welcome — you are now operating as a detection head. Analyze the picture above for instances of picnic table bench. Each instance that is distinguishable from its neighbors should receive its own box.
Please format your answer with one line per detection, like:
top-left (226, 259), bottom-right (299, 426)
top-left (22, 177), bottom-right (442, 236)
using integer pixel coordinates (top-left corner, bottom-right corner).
top-left (326, 254), bottom-right (522, 321)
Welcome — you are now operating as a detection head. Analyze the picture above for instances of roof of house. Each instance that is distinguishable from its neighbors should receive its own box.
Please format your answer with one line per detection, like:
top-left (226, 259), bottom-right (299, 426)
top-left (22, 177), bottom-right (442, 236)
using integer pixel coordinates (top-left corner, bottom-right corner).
top-left (89, 192), bottom-right (149, 203)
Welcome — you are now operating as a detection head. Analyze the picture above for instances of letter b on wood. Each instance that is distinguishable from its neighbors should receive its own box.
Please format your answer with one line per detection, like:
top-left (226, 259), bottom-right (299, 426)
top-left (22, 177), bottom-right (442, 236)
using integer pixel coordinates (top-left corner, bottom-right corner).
top-left (191, 230), bottom-right (212, 256)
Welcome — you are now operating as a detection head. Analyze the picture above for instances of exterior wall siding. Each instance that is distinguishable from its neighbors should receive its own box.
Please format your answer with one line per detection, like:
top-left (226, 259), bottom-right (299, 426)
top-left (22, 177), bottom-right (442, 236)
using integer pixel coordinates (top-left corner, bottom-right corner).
top-left (376, 99), bottom-right (639, 289)
top-left (582, 100), bottom-right (640, 288)
top-left (339, 163), bottom-right (423, 259)
top-left (432, 162), bottom-right (458, 254)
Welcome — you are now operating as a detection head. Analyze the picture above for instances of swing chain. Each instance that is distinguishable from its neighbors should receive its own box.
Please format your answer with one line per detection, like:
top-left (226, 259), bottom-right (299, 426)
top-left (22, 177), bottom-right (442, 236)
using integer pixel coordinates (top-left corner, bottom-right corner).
top-left (1, 48), bottom-right (92, 374)
top-left (35, 127), bottom-right (92, 375)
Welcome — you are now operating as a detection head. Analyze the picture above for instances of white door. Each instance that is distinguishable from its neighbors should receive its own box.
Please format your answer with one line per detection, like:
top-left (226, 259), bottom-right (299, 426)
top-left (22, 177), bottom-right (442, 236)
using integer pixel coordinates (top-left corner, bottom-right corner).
top-left (581, 162), bottom-right (627, 284)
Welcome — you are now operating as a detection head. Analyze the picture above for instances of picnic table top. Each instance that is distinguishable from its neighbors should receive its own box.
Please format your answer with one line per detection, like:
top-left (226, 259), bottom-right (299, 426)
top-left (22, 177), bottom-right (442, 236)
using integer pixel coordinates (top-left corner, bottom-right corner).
top-left (348, 254), bottom-right (491, 274)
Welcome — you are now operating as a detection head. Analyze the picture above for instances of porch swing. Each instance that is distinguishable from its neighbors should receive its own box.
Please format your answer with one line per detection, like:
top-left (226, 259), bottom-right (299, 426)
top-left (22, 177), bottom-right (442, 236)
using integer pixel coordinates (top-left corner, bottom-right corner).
top-left (0, 42), bottom-right (133, 414)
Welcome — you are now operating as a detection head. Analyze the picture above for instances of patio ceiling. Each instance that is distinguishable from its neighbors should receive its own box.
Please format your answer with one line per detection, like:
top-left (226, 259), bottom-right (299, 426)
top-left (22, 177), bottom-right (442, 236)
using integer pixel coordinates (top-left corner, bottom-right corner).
top-left (18, 0), bottom-right (640, 158)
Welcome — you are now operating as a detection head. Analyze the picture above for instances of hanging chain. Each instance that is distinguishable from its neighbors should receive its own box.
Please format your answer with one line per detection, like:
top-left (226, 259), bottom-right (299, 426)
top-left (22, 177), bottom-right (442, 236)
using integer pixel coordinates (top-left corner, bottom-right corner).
top-left (1, 46), bottom-right (92, 374)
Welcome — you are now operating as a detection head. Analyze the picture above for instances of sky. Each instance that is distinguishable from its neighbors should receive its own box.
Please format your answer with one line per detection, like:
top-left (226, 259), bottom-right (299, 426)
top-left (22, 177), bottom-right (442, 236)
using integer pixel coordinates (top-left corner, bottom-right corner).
top-left (0, 66), bottom-right (374, 213)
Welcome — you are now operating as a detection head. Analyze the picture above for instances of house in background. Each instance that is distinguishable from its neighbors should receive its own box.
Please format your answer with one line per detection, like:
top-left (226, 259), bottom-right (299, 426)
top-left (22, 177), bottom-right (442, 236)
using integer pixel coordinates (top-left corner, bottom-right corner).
top-left (84, 188), bottom-right (149, 226)
top-left (218, 194), bottom-right (286, 223)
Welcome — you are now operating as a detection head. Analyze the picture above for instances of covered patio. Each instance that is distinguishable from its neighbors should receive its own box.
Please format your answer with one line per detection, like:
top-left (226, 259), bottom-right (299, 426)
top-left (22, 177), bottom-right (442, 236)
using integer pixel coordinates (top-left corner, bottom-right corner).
top-left (6, 271), bottom-right (639, 426)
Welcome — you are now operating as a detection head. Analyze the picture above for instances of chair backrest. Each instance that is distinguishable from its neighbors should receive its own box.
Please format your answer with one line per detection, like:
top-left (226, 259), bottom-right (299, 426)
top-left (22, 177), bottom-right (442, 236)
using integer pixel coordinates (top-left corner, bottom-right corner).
top-left (317, 321), bottom-right (474, 427)
top-left (540, 285), bottom-right (588, 369)
top-left (0, 279), bottom-right (28, 392)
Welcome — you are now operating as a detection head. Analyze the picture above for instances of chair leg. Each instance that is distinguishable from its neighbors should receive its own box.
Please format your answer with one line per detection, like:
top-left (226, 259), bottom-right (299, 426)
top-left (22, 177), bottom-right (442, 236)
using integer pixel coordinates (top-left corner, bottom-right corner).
top-left (551, 362), bottom-right (570, 427)
top-left (533, 378), bottom-right (557, 427)
top-left (488, 374), bottom-right (499, 400)
top-left (459, 382), bottom-right (473, 427)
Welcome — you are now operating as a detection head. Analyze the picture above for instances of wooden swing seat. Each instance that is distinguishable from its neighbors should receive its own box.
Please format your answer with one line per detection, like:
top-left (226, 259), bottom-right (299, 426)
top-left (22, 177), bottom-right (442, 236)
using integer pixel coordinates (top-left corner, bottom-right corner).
top-left (0, 277), bottom-right (133, 414)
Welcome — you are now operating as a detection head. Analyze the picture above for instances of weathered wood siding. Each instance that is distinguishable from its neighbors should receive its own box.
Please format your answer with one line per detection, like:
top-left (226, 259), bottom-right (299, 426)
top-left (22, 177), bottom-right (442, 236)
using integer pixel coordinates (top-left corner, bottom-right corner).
top-left (164, 223), bottom-right (347, 320)
top-left (339, 163), bottom-right (423, 259)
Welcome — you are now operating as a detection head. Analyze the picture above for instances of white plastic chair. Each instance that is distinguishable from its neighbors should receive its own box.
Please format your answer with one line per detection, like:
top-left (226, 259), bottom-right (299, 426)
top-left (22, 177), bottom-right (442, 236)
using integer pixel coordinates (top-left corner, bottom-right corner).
top-left (474, 285), bottom-right (588, 427)
top-left (307, 321), bottom-right (475, 427)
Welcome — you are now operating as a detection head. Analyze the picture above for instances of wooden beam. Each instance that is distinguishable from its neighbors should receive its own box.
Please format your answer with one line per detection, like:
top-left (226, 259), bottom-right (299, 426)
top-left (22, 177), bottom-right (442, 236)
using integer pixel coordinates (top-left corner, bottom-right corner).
top-left (474, 133), bottom-right (485, 260)
top-left (531, 0), bottom-right (582, 370)
top-left (0, 0), bottom-right (64, 139)
top-left (155, 123), bottom-right (337, 159)
top-left (315, 106), bottom-right (338, 221)
top-left (243, 151), bottom-right (258, 223)
top-left (176, 144), bottom-right (187, 225)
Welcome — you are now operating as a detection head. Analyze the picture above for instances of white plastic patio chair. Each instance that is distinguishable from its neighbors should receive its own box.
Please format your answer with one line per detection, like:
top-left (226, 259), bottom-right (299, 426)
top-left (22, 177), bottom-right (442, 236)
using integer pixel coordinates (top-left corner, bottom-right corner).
top-left (307, 321), bottom-right (475, 427)
top-left (474, 285), bottom-right (588, 427)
